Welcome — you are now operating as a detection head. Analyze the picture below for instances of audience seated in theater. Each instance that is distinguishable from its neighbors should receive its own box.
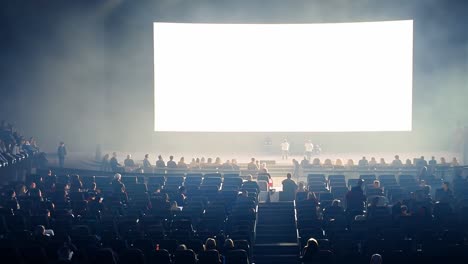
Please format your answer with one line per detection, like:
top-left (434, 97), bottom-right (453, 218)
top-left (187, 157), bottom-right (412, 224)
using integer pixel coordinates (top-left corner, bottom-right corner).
top-left (301, 238), bottom-right (333, 264)
top-left (345, 179), bottom-right (366, 218)
top-left (170, 201), bottom-right (182, 212)
top-left (4, 189), bottom-right (19, 210)
top-left (237, 190), bottom-right (251, 204)
top-left (323, 158), bottom-right (333, 167)
top-left (199, 247), bottom-right (222, 264)
top-left (429, 156), bottom-right (437, 166)
top-left (358, 156), bottom-right (369, 166)
top-left (418, 179), bottom-right (431, 195)
top-left (416, 166), bottom-right (428, 182)
top-left (391, 155), bottom-right (403, 166)
top-left (124, 154), bottom-right (135, 168)
top-left (189, 158), bottom-right (197, 169)
top-left (156, 155), bottom-right (166, 168)
top-left (416, 156), bottom-right (428, 167)
top-left (370, 253), bottom-right (383, 264)
top-left (222, 238), bottom-right (235, 255)
top-left (205, 157), bottom-right (214, 168)
top-left (371, 180), bottom-right (383, 196)
top-left (379, 158), bottom-right (386, 166)
top-left (175, 186), bottom-right (187, 206)
top-left (297, 182), bottom-right (308, 193)
top-left (259, 162), bottom-right (269, 173)
top-left (451, 157), bottom-right (459, 166)
top-left (16, 183), bottom-right (28, 197)
top-left (346, 159), bottom-right (354, 167)
top-left (214, 157), bottom-right (222, 167)
top-left (312, 158), bottom-right (321, 166)
top-left (405, 158), bottom-right (413, 166)
top-left (177, 244), bottom-right (188, 251)
top-left (101, 154), bottom-right (111, 171)
top-left (323, 199), bottom-right (344, 221)
top-left (167, 155), bottom-right (177, 169)
top-left (204, 238), bottom-right (217, 251)
top-left (335, 158), bottom-right (344, 167)
top-left (189, 157), bottom-right (196, 166)
top-left (109, 152), bottom-right (121, 172)
top-left (301, 157), bottom-right (310, 168)
top-left (231, 159), bottom-right (240, 171)
top-left (301, 238), bottom-right (319, 263)
top-left (435, 181), bottom-right (454, 203)
top-left (178, 157), bottom-right (188, 169)
top-left (221, 160), bottom-right (233, 171)
top-left (369, 157), bottom-right (377, 167)
top-left (143, 154), bottom-right (152, 169)
top-left (440, 157), bottom-right (447, 165)
top-left (247, 158), bottom-right (258, 171)
top-left (153, 193), bottom-right (170, 211)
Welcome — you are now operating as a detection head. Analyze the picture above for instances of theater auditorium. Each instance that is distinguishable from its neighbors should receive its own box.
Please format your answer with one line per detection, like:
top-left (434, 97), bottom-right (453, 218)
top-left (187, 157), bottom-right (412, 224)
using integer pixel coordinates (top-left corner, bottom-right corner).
top-left (1, 1), bottom-right (468, 263)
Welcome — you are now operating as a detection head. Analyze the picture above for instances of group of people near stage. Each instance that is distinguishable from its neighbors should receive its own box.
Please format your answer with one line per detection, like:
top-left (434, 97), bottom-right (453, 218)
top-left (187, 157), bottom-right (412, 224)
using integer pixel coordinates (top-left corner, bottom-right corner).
top-left (100, 152), bottom-right (241, 173)
top-left (280, 168), bottom-right (461, 216)
top-left (295, 155), bottom-right (461, 169)
top-left (0, 120), bottom-right (45, 169)
top-left (280, 139), bottom-right (321, 160)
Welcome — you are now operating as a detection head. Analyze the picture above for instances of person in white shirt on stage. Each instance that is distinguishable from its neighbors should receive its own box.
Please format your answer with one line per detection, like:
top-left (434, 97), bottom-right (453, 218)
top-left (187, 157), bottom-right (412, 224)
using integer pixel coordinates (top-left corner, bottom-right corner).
top-left (281, 139), bottom-right (290, 160)
top-left (304, 140), bottom-right (314, 161)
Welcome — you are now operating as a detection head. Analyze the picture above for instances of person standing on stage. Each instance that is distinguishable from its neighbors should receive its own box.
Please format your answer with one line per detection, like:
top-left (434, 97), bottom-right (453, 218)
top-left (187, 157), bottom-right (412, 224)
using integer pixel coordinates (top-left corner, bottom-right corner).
top-left (57, 141), bottom-right (67, 168)
top-left (304, 140), bottom-right (314, 161)
top-left (281, 139), bottom-right (290, 160)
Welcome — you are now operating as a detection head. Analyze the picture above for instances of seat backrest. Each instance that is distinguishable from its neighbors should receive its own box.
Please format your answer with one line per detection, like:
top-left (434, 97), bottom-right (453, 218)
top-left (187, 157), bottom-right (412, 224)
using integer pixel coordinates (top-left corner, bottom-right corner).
top-left (257, 180), bottom-right (268, 192)
top-left (328, 175), bottom-right (345, 181)
top-left (308, 174), bottom-right (326, 184)
top-left (148, 176), bottom-right (166, 186)
top-left (205, 173), bottom-right (222, 178)
top-left (257, 173), bottom-right (270, 182)
top-left (203, 177), bottom-right (222, 187)
top-left (223, 177), bottom-right (243, 187)
top-left (198, 249), bottom-right (221, 264)
top-left (174, 249), bottom-right (197, 264)
top-left (185, 176), bottom-right (203, 186)
top-left (225, 249), bottom-right (249, 264)
top-left (166, 176), bottom-right (185, 185)
top-left (360, 174), bottom-right (376, 182)
top-left (150, 249), bottom-right (171, 264)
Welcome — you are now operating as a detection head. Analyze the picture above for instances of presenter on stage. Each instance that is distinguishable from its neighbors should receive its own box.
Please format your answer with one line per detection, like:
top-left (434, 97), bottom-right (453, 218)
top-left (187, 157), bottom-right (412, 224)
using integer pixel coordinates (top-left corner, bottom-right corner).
top-left (304, 140), bottom-right (314, 161)
top-left (281, 139), bottom-right (290, 160)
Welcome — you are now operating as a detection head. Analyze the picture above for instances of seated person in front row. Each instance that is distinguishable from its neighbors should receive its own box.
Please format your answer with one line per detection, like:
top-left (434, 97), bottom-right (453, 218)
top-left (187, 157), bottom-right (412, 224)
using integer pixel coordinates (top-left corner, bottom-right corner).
top-left (247, 158), bottom-right (259, 171)
top-left (391, 155), bottom-right (403, 166)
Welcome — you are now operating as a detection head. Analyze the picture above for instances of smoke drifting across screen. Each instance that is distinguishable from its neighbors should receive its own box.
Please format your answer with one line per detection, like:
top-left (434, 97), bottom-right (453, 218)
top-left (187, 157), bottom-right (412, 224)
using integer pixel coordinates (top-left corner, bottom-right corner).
top-left (153, 21), bottom-right (413, 132)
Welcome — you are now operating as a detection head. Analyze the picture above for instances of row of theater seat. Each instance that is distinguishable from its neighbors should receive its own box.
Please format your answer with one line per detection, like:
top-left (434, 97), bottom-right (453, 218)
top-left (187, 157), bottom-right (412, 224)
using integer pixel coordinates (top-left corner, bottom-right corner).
top-left (0, 170), bottom-right (260, 264)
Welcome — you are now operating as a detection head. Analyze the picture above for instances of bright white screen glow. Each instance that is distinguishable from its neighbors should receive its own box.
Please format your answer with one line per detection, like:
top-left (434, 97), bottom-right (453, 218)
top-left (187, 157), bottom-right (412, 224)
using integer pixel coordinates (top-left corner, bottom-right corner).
top-left (154, 21), bottom-right (413, 132)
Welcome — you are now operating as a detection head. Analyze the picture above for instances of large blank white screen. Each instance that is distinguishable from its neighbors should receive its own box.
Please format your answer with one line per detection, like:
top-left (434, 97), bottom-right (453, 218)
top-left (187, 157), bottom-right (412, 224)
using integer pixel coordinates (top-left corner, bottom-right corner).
top-left (154, 21), bottom-right (412, 132)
